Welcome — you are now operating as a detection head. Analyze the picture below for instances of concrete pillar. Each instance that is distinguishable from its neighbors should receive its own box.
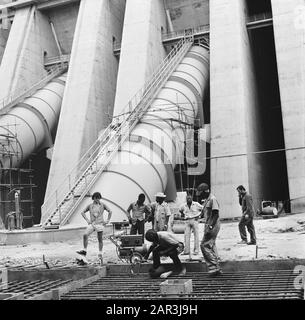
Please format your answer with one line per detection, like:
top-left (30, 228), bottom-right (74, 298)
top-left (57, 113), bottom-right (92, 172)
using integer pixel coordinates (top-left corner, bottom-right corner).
top-left (271, 0), bottom-right (305, 212)
top-left (210, 0), bottom-right (261, 218)
top-left (0, 6), bottom-right (59, 102)
top-left (0, 2), bottom-right (12, 62)
top-left (44, 0), bottom-right (126, 209)
top-left (113, 0), bottom-right (167, 116)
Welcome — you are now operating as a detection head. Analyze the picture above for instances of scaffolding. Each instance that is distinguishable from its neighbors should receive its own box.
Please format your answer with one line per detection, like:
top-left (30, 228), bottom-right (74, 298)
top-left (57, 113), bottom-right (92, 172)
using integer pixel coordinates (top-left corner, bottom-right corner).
top-left (0, 123), bottom-right (36, 230)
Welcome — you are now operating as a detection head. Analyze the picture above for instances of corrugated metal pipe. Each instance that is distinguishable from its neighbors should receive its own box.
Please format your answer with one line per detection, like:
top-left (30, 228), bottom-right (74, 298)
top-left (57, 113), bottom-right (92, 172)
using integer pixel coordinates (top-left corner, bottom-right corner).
top-left (70, 45), bottom-right (209, 224)
top-left (0, 74), bottom-right (67, 170)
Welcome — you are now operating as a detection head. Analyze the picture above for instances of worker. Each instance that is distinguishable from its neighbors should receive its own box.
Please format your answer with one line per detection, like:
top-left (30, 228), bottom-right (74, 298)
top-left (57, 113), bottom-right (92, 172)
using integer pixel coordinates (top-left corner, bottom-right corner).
top-left (236, 185), bottom-right (257, 245)
top-left (179, 194), bottom-right (203, 256)
top-left (144, 229), bottom-right (186, 278)
top-left (76, 192), bottom-right (112, 263)
top-left (14, 191), bottom-right (22, 230)
top-left (197, 183), bottom-right (222, 277)
top-left (0, 215), bottom-right (4, 229)
top-left (147, 192), bottom-right (173, 232)
top-left (126, 193), bottom-right (151, 238)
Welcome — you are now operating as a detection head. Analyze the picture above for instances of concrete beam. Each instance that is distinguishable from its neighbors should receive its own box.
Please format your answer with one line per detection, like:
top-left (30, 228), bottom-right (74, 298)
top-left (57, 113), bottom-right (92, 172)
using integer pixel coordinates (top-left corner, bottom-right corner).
top-left (271, 0), bottom-right (305, 212)
top-left (0, 0), bottom-right (78, 10)
top-left (27, 270), bottom-right (106, 300)
top-left (7, 265), bottom-right (106, 282)
top-left (51, 270), bottom-right (106, 300)
top-left (0, 6), bottom-right (59, 102)
top-left (0, 225), bottom-right (86, 245)
top-left (106, 258), bottom-right (305, 274)
top-left (113, 0), bottom-right (167, 116)
top-left (38, 0), bottom-right (79, 11)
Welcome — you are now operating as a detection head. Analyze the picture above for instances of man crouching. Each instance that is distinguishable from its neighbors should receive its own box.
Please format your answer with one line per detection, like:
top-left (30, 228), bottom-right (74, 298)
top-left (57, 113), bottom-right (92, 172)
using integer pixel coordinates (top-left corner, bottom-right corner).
top-left (144, 229), bottom-right (186, 278)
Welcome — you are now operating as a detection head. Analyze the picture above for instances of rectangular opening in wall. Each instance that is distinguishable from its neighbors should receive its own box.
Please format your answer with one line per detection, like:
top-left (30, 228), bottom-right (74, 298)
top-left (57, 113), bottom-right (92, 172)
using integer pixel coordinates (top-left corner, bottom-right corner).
top-left (248, 16), bottom-right (290, 212)
top-left (43, 2), bottom-right (80, 55)
top-left (164, 0), bottom-right (209, 32)
top-left (246, 0), bottom-right (272, 16)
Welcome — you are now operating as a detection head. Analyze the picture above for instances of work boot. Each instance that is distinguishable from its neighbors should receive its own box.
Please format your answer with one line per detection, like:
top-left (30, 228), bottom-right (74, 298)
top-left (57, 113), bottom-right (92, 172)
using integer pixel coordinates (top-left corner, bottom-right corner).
top-left (76, 259), bottom-right (87, 266)
top-left (247, 241), bottom-right (257, 245)
top-left (160, 271), bottom-right (173, 279)
top-left (208, 269), bottom-right (223, 277)
top-left (76, 249), bottom-right (87, 256)
top-left (177, 266), bottom-right (187, 276)
top-left (98, 253), bottom-right (103, 265)
top-left (237, 240), bottom-right (247, 245)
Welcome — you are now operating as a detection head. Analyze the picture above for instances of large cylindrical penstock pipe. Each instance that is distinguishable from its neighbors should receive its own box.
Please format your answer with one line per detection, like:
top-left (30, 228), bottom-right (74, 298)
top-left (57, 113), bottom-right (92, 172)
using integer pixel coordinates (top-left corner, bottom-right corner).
top-left (0, 73), bottom-right (67, 170)
top-left (70, 45), bottom-right (209, 224)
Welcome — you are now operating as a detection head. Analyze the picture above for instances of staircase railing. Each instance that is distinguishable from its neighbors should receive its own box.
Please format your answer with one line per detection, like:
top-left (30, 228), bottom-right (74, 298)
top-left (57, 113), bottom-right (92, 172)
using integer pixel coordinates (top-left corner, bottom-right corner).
top-left (44, 54), bottom-right (70, 67)
top-left (41, 35), bottom-right (194, 228)
top-left (0, 64), bottom-right (67, 116)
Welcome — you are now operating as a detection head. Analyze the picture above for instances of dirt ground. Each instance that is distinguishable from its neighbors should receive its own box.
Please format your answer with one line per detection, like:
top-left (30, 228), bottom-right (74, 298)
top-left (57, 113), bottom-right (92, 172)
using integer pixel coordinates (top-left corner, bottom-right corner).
top-left (1, 212), bottom-right (305, 267)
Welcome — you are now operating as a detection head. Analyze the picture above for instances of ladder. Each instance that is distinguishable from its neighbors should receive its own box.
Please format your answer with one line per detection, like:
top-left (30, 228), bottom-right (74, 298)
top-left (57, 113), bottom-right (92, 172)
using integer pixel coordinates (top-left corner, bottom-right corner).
top-left (0, 64), bottom-right (68, 116)
top-left (41, 35), bottom-right (194, 228)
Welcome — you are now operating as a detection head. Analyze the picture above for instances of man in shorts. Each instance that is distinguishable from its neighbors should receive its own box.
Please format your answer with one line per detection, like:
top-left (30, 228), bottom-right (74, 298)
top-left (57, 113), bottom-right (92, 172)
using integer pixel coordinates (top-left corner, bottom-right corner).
top-left (76, 192), bottom-right (112, 263)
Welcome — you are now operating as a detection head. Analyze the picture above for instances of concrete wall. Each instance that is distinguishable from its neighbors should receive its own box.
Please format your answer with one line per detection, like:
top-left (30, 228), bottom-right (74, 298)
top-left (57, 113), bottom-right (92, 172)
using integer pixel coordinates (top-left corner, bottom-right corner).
top-left (0, 29), bottom-right (9, 63)
top-left (0, 6), bottom-right (59, 102)
top-left (210, 0), bottom-right (263, 218)
top-left (44, 0), bottom-right (126, 211)
top-left (271, 0), bottom-right (305, 212)
top-left (164, 0), bottom-right (209, 30)
top-left (46, 2), bottom-right (79, 54)
top-left (113, 0), bottom-right (167, 116)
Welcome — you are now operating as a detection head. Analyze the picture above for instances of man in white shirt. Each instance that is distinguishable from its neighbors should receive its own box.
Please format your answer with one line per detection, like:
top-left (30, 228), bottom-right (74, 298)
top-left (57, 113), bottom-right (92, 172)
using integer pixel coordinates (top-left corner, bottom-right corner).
top-left (179, 195), bottom-right (203, 256)
top-left (148, 192), bottom-right (172, 231)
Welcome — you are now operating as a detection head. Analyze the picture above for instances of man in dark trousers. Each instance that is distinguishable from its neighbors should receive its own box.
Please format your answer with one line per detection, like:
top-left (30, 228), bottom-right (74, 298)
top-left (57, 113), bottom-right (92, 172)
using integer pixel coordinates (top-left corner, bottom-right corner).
top-left (237, 185), bottom-right (257, 245)
top-left (144, 229), bottom-right (186, 278)
top-left (126, 193), bottom-right (151, 238)
top-left (197, 183), bottom-right (222, 277)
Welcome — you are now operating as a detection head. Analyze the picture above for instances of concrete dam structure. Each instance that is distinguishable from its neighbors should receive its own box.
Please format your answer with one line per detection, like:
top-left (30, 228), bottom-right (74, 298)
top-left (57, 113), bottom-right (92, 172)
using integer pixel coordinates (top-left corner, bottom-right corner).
top-left (0, 0), bottom-right (304, 235)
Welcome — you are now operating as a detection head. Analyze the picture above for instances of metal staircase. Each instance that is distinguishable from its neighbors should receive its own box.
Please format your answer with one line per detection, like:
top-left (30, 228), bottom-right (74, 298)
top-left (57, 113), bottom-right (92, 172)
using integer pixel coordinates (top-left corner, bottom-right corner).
top-left (41, 35), bottom-right (194, 228)
top-left (0, 64), bottom-right (68, 116)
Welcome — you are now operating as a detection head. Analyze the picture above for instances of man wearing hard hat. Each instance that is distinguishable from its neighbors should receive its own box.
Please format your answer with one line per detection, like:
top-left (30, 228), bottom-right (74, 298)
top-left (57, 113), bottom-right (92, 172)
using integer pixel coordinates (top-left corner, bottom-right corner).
top-left (197, 183), bottom-right (222, 277)
top-left (148, 192), bottom-right (172, 232)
